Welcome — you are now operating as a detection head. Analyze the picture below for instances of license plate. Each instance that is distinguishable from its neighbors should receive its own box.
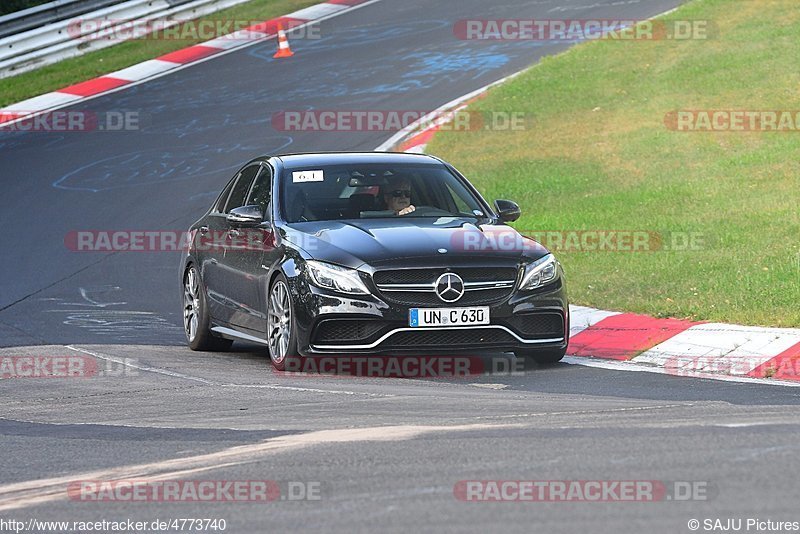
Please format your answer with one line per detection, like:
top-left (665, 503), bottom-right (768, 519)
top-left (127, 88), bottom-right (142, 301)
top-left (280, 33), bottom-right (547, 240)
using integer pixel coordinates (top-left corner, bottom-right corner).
top-left (409, 307), bottom-right (490, 327)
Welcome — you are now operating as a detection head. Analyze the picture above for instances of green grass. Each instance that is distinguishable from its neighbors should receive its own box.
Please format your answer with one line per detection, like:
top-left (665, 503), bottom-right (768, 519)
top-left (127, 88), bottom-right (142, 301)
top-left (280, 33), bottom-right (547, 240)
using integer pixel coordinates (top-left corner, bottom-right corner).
top-left (0, 0), bottom-right (320, 107)
top-left (428, 0), bottom-right (800, 327)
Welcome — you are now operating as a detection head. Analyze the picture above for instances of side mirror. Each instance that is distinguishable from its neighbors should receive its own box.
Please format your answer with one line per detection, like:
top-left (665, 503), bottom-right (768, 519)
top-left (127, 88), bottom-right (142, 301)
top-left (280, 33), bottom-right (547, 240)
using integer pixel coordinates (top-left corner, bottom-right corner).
top-left (494, 199), bottom-right (521, 223)
top-left (227, 205), bottom-right (263, 227)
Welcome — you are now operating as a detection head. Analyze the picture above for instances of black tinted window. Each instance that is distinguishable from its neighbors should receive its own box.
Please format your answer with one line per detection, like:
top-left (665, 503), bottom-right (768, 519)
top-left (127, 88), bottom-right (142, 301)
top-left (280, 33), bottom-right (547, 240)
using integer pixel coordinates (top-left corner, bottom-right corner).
top-left (214, 177), bottom-right (236, 213)
top-left (246, 166), bottom-right (272, 215)
top-left (224, 165), bottom-right (260, 214)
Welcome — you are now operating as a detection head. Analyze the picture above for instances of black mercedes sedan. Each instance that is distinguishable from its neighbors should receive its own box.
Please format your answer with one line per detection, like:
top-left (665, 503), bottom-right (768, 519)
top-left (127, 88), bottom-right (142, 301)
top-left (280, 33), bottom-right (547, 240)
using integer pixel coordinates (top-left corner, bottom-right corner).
top-left (181, 152), bottom-right (569, 370)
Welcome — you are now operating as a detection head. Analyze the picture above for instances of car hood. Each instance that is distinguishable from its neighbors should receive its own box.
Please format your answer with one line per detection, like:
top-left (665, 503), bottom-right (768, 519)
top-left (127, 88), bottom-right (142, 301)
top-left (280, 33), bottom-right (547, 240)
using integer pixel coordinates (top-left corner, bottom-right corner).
top-left (281, 218), bottom-right (549, 269)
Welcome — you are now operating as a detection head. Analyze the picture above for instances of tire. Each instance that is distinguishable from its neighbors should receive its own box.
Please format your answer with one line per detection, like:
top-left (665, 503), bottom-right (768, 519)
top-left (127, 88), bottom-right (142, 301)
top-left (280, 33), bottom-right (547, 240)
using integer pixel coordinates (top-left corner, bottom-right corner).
top-left (267, 275), bottom-right (301, 371)
top-left (514, 346), bottom-right (567, 366)
top-left (183, 265), bottom-right (233, 352)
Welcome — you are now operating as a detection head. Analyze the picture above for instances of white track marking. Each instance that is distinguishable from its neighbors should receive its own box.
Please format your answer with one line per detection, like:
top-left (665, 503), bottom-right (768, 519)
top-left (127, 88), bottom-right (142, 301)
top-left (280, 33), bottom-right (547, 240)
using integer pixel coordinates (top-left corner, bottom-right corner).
top-left (0, 422), bottom-right (519, 512)
top-left (453, 404), bottom-right (690, 422)
top-left (66, 345), bottom-right (395, 396)
top-left (286, 2), bottom-right (349, 20)
top-left (199, 29), bottom-right (269, 50)
top-left (107, 59), bottom-right (182, 81)
top-left (376, 71), bottom-right (526, 151)
top-left (66, 345), bottom-right (217, 385)
top-left (3, 92), bottom-right (81, 112)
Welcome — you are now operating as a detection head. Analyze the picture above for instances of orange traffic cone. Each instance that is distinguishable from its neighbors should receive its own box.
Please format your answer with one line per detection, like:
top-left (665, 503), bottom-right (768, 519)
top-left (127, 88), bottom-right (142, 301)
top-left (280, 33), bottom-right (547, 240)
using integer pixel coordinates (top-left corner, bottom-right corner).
top-left (273, 25), bottom-right (294, 58)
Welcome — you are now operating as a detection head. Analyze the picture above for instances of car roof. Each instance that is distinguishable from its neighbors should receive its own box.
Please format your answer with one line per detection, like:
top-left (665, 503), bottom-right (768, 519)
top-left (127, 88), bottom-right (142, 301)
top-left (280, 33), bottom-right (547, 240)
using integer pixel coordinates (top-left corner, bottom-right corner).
top-left (270, 151), bottom-right (444, 169)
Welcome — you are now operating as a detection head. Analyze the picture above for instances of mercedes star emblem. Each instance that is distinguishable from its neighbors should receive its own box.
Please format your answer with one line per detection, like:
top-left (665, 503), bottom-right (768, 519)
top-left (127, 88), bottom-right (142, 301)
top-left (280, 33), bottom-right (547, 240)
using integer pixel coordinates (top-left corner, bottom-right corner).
top-left (435, 272), bottom-right (465, 303)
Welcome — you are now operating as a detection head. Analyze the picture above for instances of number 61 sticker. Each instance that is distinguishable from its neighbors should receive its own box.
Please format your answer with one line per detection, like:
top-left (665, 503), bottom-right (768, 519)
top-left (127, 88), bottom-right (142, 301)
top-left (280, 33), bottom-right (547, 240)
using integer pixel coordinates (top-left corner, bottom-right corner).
top-left (292, 170), bottom-right (324, 183)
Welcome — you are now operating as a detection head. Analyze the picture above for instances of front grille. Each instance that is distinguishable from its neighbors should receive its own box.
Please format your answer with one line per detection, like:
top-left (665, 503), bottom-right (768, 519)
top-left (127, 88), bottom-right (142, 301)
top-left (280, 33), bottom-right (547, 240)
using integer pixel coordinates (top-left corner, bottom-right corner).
top-left (505, 313), bottom-right (564, 339)
top-left (388, 328), bottom-right (516, 347)
top-left (313, 320), bottom-right (386, 344)
top-left (373, 267), bottom-right (518, 306)
top-left (373, 267), bottom-right (517, 285)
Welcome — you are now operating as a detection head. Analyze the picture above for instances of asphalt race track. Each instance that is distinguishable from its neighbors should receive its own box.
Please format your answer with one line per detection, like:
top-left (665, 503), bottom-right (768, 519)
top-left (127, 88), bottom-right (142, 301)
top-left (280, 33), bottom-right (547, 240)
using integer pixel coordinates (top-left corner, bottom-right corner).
top-left (0, 0), bottom-right (685, 346)
top-left (4, 0), bottom-right (800, 532)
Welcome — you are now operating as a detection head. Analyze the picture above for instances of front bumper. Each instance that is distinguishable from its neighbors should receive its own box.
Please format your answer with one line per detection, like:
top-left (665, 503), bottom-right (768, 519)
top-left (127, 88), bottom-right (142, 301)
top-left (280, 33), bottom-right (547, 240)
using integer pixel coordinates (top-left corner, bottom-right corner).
top-left (290, 274), bottom-right (569, 356)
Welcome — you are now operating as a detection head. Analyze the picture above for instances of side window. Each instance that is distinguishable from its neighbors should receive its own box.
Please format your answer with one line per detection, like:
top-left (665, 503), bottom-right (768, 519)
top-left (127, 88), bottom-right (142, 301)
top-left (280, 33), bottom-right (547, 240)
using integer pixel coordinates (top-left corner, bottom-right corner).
top-left (409, 175), bottom-right (434, 208)
top-left (245, 165), bottom-right (272, 215)
top-left (446, 183), bottom-right (470, 214)
top-left (214, 175), bottom-right (237, 213)
top-left (223, 165), bottom-right (260, 213)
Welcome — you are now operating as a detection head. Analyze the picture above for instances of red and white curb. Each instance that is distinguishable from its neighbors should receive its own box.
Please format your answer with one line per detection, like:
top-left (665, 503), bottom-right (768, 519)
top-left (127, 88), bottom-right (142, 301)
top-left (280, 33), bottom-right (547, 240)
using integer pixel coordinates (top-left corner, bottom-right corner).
top-left (568, 306), bottom-right (800, 382)
top-left (0, 0), bottom-right (377, 126)
top-left (381, 84), bottom-right (800, 385)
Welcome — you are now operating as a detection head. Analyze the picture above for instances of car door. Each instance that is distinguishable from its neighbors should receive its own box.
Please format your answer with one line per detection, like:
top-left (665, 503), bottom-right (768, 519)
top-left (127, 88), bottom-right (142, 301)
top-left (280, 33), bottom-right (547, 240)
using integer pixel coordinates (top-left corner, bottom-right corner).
top-left (204, 163), bottom-right (261, 326)
top-left (199, 172), bottom-right (237, 323)
top-left (224, 163), bottom-right (279, 333)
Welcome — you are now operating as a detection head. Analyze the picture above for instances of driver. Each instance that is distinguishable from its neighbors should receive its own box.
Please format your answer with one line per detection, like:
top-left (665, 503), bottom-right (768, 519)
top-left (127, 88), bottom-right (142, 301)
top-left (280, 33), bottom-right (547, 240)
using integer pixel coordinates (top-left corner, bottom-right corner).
top-left (380, 176), bottom-right (416, 216)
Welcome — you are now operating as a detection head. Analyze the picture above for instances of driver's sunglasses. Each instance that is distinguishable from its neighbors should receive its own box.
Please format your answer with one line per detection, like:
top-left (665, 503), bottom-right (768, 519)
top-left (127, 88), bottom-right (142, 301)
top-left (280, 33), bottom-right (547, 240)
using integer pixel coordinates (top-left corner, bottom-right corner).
top-left (389, 189), bottom-right (412, 198)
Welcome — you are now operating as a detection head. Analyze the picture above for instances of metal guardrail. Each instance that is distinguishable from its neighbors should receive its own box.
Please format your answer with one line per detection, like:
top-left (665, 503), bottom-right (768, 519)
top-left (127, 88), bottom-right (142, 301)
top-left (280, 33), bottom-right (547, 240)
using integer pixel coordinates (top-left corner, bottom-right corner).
top-left (0, 0), bottom-right (124, 39)
top-left (0, 0), bottom-right (251, 78)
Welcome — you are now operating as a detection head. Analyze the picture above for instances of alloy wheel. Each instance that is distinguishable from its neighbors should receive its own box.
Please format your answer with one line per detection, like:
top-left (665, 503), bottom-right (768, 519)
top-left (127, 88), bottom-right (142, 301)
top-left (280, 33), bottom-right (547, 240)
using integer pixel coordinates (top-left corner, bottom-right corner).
top-left (183, 267), bottom-right (200, 342)
top-left (268, 281), bottom-right (292, 364)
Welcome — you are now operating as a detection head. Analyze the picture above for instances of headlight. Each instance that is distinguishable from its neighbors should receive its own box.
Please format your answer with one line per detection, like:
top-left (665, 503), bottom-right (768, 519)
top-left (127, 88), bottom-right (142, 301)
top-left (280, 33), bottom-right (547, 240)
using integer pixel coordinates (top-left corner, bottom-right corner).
top-left (306, 260), bottom-right (369, 295)
top-left (519, 254), bottom-right (559, 290)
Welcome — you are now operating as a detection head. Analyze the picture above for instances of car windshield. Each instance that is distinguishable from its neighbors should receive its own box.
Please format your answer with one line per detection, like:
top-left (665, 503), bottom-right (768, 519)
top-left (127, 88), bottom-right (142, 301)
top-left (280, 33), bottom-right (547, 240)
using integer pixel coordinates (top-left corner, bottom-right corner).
top-left (280, 163), bottom-right (486, 223)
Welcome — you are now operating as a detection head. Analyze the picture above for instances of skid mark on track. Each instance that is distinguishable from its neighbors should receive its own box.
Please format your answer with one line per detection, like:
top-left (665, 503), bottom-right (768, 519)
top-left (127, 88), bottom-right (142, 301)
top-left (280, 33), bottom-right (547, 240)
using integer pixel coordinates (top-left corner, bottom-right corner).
top-left (51, 141), bottom-right (289, 192)
top-left (46, 287), bottom-right (182, 339)
top-left (55, 310), bottom-right (182, 337)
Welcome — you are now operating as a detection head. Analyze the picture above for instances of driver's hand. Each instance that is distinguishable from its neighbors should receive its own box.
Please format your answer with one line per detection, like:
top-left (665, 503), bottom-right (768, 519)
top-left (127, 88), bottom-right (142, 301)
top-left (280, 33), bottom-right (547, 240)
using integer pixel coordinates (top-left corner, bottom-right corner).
top-left (398, 205), bottom-right (416, 216)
